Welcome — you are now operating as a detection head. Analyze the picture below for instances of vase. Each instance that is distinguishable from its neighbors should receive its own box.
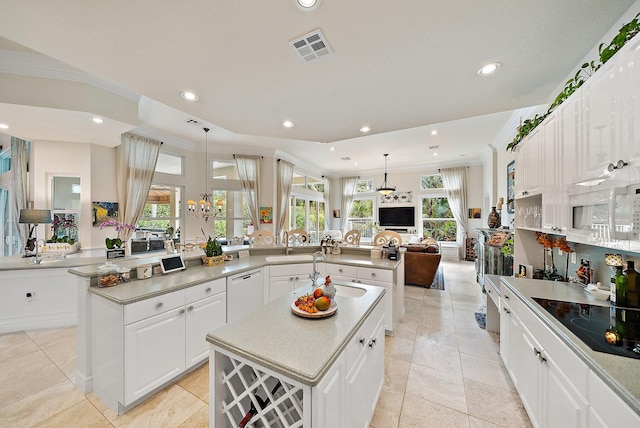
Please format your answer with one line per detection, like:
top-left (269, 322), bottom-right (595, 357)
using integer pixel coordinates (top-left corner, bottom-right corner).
top-left (488, 206), bottom-right (501, 229)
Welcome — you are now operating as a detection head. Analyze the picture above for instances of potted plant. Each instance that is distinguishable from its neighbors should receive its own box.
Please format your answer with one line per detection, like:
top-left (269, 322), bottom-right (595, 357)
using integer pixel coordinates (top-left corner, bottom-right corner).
top-left (201, 235), bottom-right (223, 266)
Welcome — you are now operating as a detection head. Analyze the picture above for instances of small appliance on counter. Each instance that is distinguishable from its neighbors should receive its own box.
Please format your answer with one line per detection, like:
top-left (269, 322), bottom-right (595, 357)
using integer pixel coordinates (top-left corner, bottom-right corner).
top-left (387, 241), bottom-right (398, 260)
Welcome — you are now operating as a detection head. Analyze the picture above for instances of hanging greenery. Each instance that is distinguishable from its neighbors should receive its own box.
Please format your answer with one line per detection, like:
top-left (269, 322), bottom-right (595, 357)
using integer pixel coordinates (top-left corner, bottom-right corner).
top-left (507, 12), bottom-right (640, 152)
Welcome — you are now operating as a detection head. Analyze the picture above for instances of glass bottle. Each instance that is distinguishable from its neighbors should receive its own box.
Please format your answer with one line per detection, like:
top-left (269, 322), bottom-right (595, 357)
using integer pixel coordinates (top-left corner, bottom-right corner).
top-left (625, 261), bottom-right (639, 308)
top-left (615, 266), bottom-right (627, 307)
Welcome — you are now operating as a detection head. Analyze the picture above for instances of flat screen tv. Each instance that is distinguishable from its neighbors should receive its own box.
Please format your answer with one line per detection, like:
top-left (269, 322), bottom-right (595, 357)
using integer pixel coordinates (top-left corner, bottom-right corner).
top-left (378, 206), bottom-right (415, 227)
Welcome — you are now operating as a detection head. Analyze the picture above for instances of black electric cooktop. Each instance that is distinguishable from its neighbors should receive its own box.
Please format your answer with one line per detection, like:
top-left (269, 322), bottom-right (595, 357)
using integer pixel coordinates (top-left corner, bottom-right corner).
top-left (532, 298), bottom-right (640, 359)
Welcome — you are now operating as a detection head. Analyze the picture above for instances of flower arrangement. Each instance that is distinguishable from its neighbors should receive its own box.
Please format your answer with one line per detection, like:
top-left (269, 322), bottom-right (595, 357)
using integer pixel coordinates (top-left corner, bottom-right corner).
top-left (99, 218), bottom-right (136, 249)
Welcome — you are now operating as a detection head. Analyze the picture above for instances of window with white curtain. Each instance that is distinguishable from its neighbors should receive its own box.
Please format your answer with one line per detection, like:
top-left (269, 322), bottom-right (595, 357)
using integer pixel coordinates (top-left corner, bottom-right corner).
top-left (346, 179), bottom-right (376, 242)
top-left (420, 174), bottom-right (456, 241)
top-left (289, 172), bottom-right (325, 243)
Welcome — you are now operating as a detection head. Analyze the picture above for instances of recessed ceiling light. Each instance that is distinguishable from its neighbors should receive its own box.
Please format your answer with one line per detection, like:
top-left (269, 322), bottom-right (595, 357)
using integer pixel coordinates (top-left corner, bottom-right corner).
top-left (283, 120), bottom-right (294, 128)
top-left (296, 0), bottom-right (320, 11)
top-left (477, 62), bottom-right (502, 76)
top-left (431, 130), bottom-right (438, 135)
top-left (360, 126), bottom-right (371, 133)
top-left (92, 117), bottom-right (104, 124)
top-left (181, 91), bottom-right (199, 101)
top-left (330, 147), bottom-right (335, 151)
top-left (433, 152), bottom-right (438, 156)
top-left (0, 123), bottom-right (8, 130)
top-left (354, 162), bottom-right (358, 166)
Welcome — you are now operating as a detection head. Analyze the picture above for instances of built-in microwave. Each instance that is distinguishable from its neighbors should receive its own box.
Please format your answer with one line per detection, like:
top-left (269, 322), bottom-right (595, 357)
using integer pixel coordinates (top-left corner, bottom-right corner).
top-left (568, 183), bottom-right (640, 244)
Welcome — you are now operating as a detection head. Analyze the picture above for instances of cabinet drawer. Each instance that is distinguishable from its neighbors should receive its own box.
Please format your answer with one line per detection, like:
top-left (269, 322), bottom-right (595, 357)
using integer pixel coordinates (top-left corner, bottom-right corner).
top-left (186, 278), bottom-right (226, 303)
top-left (124, 289), bottom-right (186, 325)
top-left (269, 263), bottom-right (313, 277)
top-left (358, 267), bottom-right (392, 284)
top-left (327, 263), bottom-right (357, 278)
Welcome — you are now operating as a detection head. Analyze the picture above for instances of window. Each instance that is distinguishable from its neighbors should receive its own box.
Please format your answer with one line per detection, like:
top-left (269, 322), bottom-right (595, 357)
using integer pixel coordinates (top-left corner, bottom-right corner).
top-left (347, 198), bottom-right (374, 242)
top-left (288, 196), bottom-right (325, 244)
top-left (292, 172), bottom-right (325, 192)
top-left (212, 160), bottom-right (239, 180)
top-left (420, 174), bottom-right (456, 241)
top-left (356, 179), bottom-right (374, 193)
top-left (210, 190), bottom-right (251, 239)
top-left (155, 152), bottom-right (183, 175)
top-left (138, 184), bottom-right (182, 235)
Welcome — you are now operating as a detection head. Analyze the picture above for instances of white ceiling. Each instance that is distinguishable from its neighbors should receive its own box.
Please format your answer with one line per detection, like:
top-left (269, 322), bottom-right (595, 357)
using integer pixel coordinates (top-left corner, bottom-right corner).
top-left (0, 0), bottom-right (636, 175)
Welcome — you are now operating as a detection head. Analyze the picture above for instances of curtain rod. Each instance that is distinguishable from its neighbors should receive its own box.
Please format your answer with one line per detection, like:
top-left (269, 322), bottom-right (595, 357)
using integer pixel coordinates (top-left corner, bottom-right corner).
top-left (438, 166), bottom-right (469, 172)
top-left (233, 154), bottom-right (263, 158)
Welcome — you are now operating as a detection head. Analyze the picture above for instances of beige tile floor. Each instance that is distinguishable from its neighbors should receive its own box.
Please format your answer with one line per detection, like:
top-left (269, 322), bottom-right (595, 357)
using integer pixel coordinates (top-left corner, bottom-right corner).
top-left (0, 260), bottom-right (531, 427)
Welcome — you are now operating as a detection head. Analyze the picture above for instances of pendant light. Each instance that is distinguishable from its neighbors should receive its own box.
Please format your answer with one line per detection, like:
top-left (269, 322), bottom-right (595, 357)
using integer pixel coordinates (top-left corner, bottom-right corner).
top-left (187, 127), bottom-right (223, 222)
top-left (376, 153), bottom-right (396, 195)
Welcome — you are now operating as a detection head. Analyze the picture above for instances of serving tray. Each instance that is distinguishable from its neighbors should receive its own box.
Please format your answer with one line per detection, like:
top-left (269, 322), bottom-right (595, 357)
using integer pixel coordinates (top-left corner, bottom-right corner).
top-left (291, 301), bottom-right (338, 319)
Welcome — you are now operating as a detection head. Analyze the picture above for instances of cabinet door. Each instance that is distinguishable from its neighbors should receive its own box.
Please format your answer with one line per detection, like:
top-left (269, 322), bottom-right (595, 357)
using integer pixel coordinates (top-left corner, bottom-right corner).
top-left (622, 35), bottom-right (640, 165)
top-left (520, 328), bottom-right (542, 427)
top-left (185, 293), bottom-right (226, 368)
top-left (542, 113), bottom-right (560, 232)
top-left (524, 126), bottom-right (543, 196)
top-left (500, 302), bottom-right (521, 389)
top-left (543, 353), bottom-right (586, 428)
top-left (581, 54), bottom-right (624, 181)
top-left (270, 276), bottom-right (295, 302)
top-left (312, 354), bottom-right (345, 427)
top-left (124, 307), bottom-right (185, 403)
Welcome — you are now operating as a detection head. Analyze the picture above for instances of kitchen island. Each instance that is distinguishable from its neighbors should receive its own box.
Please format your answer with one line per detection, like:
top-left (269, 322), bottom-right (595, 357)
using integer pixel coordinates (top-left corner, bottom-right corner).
top-left (207, 281), bottom-right (385, 427)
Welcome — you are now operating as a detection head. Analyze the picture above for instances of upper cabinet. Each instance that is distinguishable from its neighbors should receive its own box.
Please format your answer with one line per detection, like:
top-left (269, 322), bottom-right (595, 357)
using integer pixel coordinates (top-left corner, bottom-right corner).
top-left (623, 35), bottom-right (640, 174)
top-left (579, 53), bottom-right (624, 184)
top-left (515, 126), bottom-right (543, 199)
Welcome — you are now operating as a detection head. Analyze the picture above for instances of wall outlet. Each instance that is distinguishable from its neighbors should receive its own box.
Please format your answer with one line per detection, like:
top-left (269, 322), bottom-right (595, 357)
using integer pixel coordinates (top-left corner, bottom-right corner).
top-left (571, 252), bottom-right (577, 264)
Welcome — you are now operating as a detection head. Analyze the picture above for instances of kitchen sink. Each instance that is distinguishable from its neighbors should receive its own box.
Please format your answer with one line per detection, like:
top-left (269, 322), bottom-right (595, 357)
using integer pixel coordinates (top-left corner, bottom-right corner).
top-left (334, 284), bottom-right (366, 298)
top-left (265, 254), bottom-right (314, 262)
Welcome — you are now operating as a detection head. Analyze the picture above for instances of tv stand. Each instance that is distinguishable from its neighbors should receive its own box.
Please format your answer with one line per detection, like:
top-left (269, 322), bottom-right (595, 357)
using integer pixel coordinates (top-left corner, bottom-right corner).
top-left (381, 227), bottom-right (415, 234)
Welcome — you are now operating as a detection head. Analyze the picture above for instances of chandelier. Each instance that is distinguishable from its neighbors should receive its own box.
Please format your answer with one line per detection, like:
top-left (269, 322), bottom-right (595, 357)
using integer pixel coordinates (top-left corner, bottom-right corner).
top-left (376, 153), bottom-right (396, 195)
top-left (187, 127), bottom-right (223, 222)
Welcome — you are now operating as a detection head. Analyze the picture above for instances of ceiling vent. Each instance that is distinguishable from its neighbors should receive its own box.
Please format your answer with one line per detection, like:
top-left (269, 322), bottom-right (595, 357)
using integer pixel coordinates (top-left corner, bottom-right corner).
top-left (186, 118), bottom-right (200, 126)
top-left (340, 156), bottom-right (351, 161)
top-left (429, 145), bottom-right (439, 150)
top-left (289, 29), bottom-right (333, 63)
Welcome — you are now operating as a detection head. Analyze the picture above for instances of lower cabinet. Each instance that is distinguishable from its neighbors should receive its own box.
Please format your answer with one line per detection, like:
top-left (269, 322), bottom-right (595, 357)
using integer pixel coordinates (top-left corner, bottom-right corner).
top-left (268, 263), bottom-right (314, 302)
top-left (499, 280), bottom-right (639, 428)
top-left (93, 278), bottom-right (226, 414)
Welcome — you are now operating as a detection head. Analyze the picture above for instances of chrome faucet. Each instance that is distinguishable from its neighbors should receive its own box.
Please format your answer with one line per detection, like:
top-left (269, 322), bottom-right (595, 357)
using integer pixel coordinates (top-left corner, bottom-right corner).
top-left (309, 250), bottom-right (325, 286)
top-left (283, 231), bottom-right (292, 255)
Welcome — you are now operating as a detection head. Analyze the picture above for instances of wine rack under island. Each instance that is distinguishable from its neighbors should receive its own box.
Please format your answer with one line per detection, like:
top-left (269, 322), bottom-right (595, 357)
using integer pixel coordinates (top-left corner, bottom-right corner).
top-left (207, 281), bottom-right (386, 427)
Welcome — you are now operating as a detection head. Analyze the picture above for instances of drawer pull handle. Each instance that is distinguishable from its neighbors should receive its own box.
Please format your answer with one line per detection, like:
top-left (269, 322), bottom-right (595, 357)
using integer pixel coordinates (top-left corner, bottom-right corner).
top-left (339, 268), bottom-right (343, 273)
top-left (503, 307), bottom-right (511, 314)
top-left (538, 353), bottom-right (547, 364)
top-left (187, 306), bottom-right (194, 311)
top-left (534, 347), bottom-right (540, 356)
top-left (290, 277), bottom-right (294, 281)
top-left (504, 294), bottom-right (509, 300)
top-left (295, 276), bottom-right (299, 280)
top-left (371, 273), bottom-right (376, 277)
top-left (359, 338), bottom-right (366, 346)
top-left (369, 338), bottom-right (377, 348)
top-left (155, 302), bottom-right (164, 309)
top-left (179, 308), bottom-right (185, 315)
top-left (206, 287), bottom-right (212, 293)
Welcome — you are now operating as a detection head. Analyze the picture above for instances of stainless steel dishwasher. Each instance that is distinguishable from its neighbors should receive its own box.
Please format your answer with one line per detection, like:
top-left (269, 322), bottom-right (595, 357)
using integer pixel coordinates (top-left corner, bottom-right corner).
top-left (227, 269), bottom-right (264, 322)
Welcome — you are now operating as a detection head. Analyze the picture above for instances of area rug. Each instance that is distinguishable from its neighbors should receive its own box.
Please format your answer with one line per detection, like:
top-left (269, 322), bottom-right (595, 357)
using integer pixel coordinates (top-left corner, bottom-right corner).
top-left (428, 266), bottom-right (445, 290)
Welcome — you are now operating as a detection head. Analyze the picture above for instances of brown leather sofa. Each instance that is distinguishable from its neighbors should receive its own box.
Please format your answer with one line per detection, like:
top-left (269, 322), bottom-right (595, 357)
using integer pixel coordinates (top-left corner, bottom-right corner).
top-left (403, 239), bottom-right (442, 287)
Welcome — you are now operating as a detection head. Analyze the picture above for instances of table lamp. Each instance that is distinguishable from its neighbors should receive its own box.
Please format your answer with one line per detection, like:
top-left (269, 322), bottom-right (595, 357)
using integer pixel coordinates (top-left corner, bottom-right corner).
top-left (19, 209), bottom-right (52, 264)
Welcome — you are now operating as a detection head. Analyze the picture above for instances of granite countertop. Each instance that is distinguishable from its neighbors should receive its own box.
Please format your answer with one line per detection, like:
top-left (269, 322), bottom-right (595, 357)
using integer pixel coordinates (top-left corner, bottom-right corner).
top-left (500, 276), bottom-right (640, 414)
top-left (73, 250), bottom-right (402, 305)
top-left (206, 281), bottom-right (385, 386)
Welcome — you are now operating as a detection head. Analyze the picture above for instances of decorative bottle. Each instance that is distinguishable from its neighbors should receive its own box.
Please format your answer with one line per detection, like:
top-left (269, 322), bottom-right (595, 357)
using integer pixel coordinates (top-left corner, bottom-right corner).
top-left (614, 266), bottom-right (627, 307)
top-left (625, 261), bottom-right (639, 308)
top-left (488, 207), bottom-right (501, 229)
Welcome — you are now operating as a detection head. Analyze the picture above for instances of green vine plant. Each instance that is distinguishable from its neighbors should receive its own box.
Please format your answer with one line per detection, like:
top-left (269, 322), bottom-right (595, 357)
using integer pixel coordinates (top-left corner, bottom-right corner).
top-left (507, 12), bottom-right (640, 152)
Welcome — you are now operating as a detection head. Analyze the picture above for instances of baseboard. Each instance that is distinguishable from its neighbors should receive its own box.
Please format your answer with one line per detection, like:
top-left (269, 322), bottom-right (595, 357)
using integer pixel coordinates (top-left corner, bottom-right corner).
top-left (0, 312), bottom-right (77, 334)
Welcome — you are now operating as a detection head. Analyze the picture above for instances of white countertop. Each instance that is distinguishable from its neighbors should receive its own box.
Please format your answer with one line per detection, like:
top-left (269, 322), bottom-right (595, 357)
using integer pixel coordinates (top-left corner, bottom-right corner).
top-left (498, 276), bottom-right (640, 414)
top-left (206, 281), bottom-right (385, 386)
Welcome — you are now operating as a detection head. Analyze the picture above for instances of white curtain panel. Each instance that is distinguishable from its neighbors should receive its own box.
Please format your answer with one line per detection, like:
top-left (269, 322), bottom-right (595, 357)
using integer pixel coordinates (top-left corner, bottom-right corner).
top-left (323, 176), bottom-right (330, 231)
top-left (440, 167), bottom-right (468, 251)
top-left (11, 137), bottom-right (28, 248)
top-left (116, 133), bottom-right (162, 243)
top-left (276, 159), bottom-right (295, 242)
top-left (339, 176), bottom-right (358, 233)
top-left (235, 155), bottom-right (262, 228)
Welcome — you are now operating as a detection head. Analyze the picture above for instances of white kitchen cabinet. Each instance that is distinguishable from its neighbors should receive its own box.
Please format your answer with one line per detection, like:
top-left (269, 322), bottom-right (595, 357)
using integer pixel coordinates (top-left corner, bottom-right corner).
top-left (312, 352), bottom-right (346, 427)
top-left (580, 53), bottom-right (624, 183)
top-left (623, 34), bottom-right (640, 166)
top-left (92, 278), bottom-right (226, 414)
top-left (345, 306), bottom-right (385, 428)
top-left (499, 294), bottom-right (522, 390)
top-left (541, 112), bottom-right (567, 233)
top-left (268, 263), bottom-right (314, 302)
top-left (124, 306), bottom-right (185, 403)
top-left (515, 125), bottom-right (543, 199)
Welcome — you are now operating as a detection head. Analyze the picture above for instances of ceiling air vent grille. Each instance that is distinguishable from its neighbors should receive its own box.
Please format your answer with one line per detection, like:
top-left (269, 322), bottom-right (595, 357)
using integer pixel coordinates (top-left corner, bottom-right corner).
top-left (186, 118), bottom-right (200, 126)
top-left (289, 29), bottom-right (333, 63)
